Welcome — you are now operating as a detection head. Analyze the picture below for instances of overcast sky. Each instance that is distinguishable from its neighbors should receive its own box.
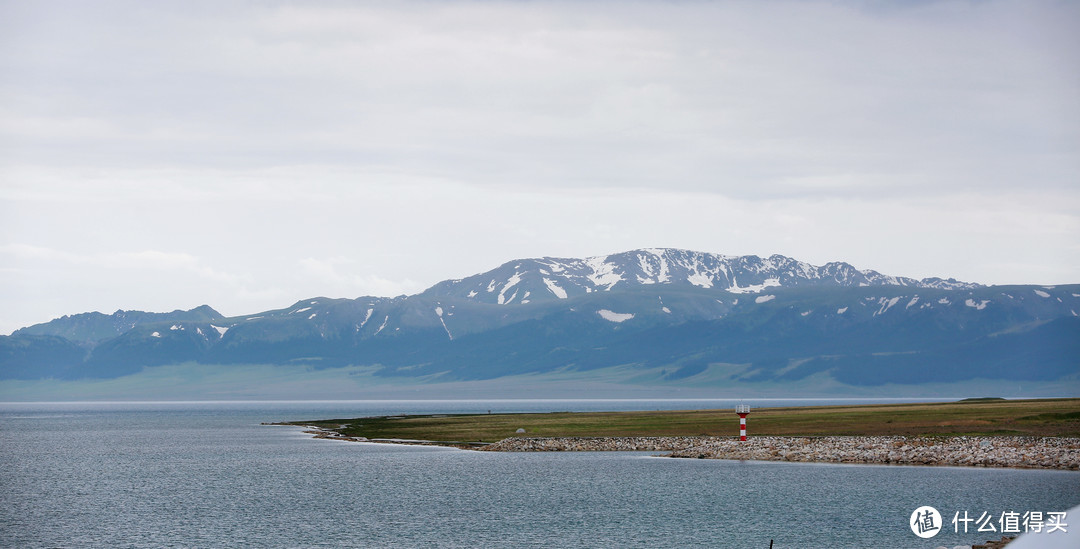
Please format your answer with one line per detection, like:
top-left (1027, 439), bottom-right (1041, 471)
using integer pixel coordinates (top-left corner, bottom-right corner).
top-left (2, 0), bottom-right (1078, 333)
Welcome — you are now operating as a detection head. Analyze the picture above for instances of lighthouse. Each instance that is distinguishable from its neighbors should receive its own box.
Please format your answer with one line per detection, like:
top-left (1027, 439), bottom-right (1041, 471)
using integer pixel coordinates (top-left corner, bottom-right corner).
top-left (735, 404), bottom-right (750, 441)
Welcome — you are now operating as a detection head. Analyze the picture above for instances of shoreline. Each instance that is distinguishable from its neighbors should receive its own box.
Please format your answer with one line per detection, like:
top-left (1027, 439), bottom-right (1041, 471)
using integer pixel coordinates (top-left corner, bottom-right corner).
top-left (285, 425), bottom-right (492, 449)
top-left (483, 435), bottom-right (1080, 470)
top-left (285, 425), bottom-right (1080, 470)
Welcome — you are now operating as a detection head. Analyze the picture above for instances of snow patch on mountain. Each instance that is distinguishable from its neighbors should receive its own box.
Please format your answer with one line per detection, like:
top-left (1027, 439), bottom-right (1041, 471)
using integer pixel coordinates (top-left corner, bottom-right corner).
top-left (498, 272), bottom-right (524, 305)
top-left (585, 256), bottom-right (624, 290)
top-left (755, 295), bottom-right (776, 304)
top-left (687, 272), bottom-right (714, 288)
top-left (728, 277), bottom-right (781, 294)
top-left (875, 297), bottom-right (901, 316)
top-left (435, 306), bottom-right (452, 340)
top-left (543, 278), bottom-right (568, 299)
top-left (657, 296), bottom-right (671, 314)
top-left (597, 310), bottom-right (634, 323)
top-left (635, 251), bottom-right (666, 284)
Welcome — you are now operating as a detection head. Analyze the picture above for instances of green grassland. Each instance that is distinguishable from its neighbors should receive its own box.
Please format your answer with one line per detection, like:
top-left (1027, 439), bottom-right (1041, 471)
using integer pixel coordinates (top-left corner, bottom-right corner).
top-left (287, 398), bottom-right (1080, 444)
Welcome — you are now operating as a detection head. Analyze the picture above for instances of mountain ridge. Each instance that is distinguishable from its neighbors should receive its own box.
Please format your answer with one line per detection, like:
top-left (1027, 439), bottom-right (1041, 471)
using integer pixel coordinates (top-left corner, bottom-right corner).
top-left (2, 248), bottom-right (1076, 395)
top-left (11, 305), bottom-right (224, 346)
top-left (422, 248), bottom-right (981, 306)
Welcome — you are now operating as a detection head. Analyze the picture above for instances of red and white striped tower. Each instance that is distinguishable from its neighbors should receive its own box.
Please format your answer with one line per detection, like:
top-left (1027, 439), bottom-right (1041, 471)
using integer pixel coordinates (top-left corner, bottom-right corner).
top-left (735, 404), bottom-right (750, 441)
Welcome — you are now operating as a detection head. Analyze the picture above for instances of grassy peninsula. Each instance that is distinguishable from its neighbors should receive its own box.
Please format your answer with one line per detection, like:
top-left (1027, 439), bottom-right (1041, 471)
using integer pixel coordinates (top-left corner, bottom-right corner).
top-left (284, 398), bottom-right (1080, 444)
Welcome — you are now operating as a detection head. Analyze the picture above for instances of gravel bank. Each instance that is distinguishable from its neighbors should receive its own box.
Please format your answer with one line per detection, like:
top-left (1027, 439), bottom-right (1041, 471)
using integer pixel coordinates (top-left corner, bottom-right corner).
top-left (482, 436), bottom-right (1080, 470)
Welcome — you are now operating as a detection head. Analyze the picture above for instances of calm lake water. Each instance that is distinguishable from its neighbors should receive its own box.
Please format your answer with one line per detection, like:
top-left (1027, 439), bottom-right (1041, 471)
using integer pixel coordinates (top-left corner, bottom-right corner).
top-left (1, 400), bottom-right (1077, 548)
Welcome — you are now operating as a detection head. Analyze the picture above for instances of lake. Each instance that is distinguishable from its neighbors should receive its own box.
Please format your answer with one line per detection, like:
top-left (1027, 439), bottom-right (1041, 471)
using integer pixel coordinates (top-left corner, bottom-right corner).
top-left (1, 400), bottom-right (1077, 548)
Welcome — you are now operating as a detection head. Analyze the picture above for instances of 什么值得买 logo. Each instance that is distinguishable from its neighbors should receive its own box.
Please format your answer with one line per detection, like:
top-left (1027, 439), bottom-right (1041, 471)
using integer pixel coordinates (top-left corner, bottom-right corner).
top-left (910, 506), bottom-right (942, 539)
top-left (909, 506), bottom-right (1068, 538)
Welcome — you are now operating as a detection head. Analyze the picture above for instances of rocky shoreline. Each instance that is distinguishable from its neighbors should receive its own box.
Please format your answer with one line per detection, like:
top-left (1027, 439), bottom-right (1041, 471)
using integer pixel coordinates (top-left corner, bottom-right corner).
top-left (284, 423), bottom-right (1080, 470)
top-left (482, 435), bottom-right (1080, 470)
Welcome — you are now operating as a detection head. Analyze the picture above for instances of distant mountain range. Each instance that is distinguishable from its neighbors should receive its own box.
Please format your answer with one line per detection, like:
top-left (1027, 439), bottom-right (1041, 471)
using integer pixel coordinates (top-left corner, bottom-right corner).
top-left (3, 249), bottom-right (1078, 395)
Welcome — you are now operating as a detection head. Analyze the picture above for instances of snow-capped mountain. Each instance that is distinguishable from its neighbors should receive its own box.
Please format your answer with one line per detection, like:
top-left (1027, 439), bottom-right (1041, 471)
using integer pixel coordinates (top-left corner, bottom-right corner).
top-left (3, 248), bottom-right (1076, 394)
top-left (423, 248), bottom-right (980, 305)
